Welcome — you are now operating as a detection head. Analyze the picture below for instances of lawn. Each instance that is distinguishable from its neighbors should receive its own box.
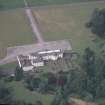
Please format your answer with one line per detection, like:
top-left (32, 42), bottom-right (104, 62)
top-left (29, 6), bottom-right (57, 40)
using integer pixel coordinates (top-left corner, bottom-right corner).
top-left (8, 81), bottom-right (54, 105)
top-left (33, 1), bottom-right (105, 54)
top-left (0, 9), bottom-right (36, 58)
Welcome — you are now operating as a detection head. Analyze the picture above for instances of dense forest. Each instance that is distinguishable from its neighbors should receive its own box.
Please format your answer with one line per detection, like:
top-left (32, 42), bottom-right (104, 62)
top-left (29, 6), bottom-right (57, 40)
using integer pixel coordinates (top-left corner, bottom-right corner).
top-left (0, 46), bottom-right (105, 105)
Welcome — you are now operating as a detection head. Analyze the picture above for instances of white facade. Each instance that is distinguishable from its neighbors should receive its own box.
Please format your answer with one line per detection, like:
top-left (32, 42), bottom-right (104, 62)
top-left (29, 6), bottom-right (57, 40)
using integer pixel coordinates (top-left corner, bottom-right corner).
top-left (17, 56), bottom-right (22, 68)
top-left (58, 53), bottom-right (63, 58)
top-left (23, 66), bottom-right (33, 71)
top-left (32, 62), bottom-right (44, 67)
top-left (43, 55), bottom-right (57, 61)
top-left (42, 53), bottom-right (63, 61)
top-left (17, 49), bottom-right (64, 71)
top-left (38, 50), bottom-right (60, 54)
top-left (28, 55), bottom-right (37, 60)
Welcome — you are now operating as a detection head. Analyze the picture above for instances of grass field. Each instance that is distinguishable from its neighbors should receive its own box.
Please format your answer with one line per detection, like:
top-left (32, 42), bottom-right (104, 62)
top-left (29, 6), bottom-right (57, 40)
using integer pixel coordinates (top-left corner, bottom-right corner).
top-left (0, 0), bottom-right (102, 10)
top-left (33, 2), bottom-right (105, 54)
top-left (0, 0), bottom-right (24, 10)
top-left (27, 0), bottom-right (100, 6)
top-left (0, 9), bottom-right (36, 58)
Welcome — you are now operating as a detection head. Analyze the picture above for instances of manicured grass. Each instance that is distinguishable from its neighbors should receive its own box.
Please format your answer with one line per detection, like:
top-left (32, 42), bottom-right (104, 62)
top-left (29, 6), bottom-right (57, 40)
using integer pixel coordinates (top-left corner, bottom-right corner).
top-left (0, 9), bottom-right (36, 58)
top-left (33, 2), bottom-right (105, 54)
top-left (8, 81), bottom-right (54, 105)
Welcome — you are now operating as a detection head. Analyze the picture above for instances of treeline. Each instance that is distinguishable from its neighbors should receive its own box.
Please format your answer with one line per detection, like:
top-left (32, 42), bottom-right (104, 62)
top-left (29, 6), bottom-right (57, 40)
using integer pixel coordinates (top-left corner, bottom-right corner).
top-left (0, 47), bottom-right (105, 105)
top-left (50, 47), bottom-right (105, 105)
top-left (86, 8), bottom-right (105, 38)
top-left (9, 48), bottom-right (105, 104)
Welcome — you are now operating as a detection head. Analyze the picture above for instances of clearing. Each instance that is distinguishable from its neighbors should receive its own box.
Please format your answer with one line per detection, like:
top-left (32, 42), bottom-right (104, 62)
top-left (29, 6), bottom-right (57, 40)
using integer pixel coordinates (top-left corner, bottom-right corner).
top-left (0, 0), bottom-right (102, 10)
top-left (32, 1), bottom-right (105, 54)
top-left (0, 9), bottom-right (36, 58)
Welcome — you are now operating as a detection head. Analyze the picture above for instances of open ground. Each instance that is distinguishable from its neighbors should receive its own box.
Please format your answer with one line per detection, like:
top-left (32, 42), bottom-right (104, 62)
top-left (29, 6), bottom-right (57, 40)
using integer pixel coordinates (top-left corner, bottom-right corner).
top-left (33, 1), bottom-right (105, 54)
top-left (0, 0), bottom-right (72, 65)
top-left (0, 1), bottom-right (105, 59)
top-left (0, 9), bottom-right (36, 58)
top-left (0, 0), bottom-right (103, 10)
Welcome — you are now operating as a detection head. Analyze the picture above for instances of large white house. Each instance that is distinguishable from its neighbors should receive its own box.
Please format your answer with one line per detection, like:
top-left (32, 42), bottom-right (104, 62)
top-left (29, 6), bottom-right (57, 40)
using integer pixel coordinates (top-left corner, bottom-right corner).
top-left (31, 58), bottom-right (44, 67)
top-left (38, 49), bottom-right (63, 61)
top-left (17, 49), bottom-right (64, 71)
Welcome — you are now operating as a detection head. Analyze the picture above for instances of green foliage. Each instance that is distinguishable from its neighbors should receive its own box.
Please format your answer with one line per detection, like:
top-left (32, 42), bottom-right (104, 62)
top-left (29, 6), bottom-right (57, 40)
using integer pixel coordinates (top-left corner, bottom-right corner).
top-left (0, 68), bottom-right (7, 79)
top-left (82, 47), bottom-right (105, 99)
top-left (11, 100), bottom-right (34, 105)
top-left (87, 8), bottom-right (105, 37)
top-left (51, 87), bottom-right (68, 105)
top-left (96, 79), bottom-right (105, 98)
top-left (0, 81), bottom-right (13, 104)
top-left (15, 66), bottom-right (23, 81)
top-left (64, 69), bottom-right (85, 96)
top-left (2, 47), bottom-right (105, 104)
top-left (83, 47), bottom-right (95, 78)
top-left (97, 99), bottom-right (105, 105)
top-left (38, 80), bottom-right (48, 93)
top-left (35, 100), bottom-right (43, 105)
top-left (24, 75), bottom-right (34, 91)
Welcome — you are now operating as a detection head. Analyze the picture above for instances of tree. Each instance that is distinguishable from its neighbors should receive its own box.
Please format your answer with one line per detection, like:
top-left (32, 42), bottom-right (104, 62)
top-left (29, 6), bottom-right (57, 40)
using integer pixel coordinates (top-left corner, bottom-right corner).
top-left (64, 69), bottom-right (85, 96)
top-left (35, 100), bottom-right (43, 105)
top-left (83, 48), bottom-right (97, 97)
top-left (11, 100), bottom-right (33, 105)
top-left (51, 88), bottom-right (63, 105)
top-left (51, 87), bottom-right (69, 105)
top-left (38, 79), bottom-right (48, 93)
top-left (96, 79), bottom-right (105, 98)
top-left (48, 73), bottom-right (57, 85)
top-left (83, 47), bottom-right (95, 78)
top-left (32, 78), bottom-right (41, 89)
top-left (0, 81), bottom-right (13, 104)
top-left (0, 68), bottom-right (7, 79)
top-left (57, 71), bottom-right (67, 87)
top-left (86, 8), bottom-right (105, 37)
top-left (15, 66), bottom-right (23, 81)
top-left (24, 75), bottom-right (34, 91)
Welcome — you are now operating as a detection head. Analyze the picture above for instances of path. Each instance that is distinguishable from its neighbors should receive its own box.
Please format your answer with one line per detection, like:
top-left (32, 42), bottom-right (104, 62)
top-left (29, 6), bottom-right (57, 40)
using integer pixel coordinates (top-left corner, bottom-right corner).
top-left (24, 0), bottom-right (44, 44)
top-left (69, 98), bottom-right (96, 105)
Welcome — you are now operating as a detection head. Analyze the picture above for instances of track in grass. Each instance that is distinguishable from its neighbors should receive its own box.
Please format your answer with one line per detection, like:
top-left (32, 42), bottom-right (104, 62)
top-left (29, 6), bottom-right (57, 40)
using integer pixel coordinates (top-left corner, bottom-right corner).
top-left (24, 0), bottom-right (44, 44)
top-left (33, 1), bottom-right (105, 54)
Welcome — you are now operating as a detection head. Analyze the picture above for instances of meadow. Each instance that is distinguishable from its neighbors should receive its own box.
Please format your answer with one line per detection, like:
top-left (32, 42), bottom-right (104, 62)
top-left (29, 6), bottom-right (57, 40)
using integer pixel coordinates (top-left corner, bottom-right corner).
top-left (0, 9), bottom-right (36, 58)
top-left (0, 0), bottom-right (101, 10)
top-left (0, 1), bottom-right (104, 59)
top-left (33, 1), bottom-right (105, 54)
